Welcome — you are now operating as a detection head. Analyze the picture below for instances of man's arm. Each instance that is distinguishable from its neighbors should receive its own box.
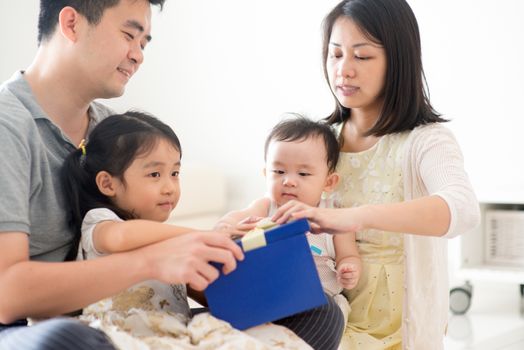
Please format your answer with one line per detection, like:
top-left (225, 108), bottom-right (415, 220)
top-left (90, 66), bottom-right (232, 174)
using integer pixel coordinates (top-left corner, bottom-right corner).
top-left (0, 230), bottom-right (243, 323)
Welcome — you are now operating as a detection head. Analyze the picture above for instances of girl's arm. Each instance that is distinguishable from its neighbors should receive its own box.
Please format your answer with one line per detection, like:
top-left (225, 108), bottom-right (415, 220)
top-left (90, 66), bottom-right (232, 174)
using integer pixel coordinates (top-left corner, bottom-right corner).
top-left (214, 197), bottom-right (271, 232)
top-left (93, 220), bottom-right (194, 254)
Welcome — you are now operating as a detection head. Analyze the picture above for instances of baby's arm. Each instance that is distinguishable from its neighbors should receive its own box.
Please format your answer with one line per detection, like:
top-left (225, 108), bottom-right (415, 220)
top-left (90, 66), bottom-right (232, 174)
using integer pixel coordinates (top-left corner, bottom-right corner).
top-left (93, 220), bottom-right (194, 254)
top-left (333, 233), bottom-right (362, 290)
top-left (214, 197), bottom-right (271, 232)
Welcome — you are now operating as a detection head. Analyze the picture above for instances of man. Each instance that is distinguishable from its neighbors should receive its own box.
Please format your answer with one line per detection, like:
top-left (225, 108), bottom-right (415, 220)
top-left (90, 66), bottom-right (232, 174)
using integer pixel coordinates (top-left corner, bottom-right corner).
top-left (0, 1), bottom-right (343, 349)
top-left (0, 1), bottom-right (243, 348)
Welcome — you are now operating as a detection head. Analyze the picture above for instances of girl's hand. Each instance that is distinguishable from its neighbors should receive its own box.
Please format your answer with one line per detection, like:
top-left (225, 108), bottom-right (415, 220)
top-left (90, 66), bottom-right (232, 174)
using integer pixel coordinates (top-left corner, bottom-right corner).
top-left (236, 216), bottom-right (264, 232)
top-left (337, 259), bottom-right (361, 290)
top-left (214, 216), bottom-right (265, 235)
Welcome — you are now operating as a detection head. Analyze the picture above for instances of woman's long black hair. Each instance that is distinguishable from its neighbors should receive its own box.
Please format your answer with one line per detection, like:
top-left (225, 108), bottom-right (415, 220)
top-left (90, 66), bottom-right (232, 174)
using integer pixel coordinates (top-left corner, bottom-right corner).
top-left (322, 0), bottom-right (446, 136)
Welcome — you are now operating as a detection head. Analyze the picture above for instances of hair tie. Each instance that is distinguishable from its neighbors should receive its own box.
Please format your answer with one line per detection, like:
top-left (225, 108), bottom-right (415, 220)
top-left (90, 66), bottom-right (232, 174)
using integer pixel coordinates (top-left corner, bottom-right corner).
top-left (78, 139), bottom-right (87, 165)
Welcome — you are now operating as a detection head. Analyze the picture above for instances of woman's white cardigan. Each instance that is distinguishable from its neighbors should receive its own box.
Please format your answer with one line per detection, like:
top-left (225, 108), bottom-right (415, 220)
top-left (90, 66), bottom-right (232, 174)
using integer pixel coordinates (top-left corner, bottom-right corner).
top-left (400, 123), bottom-right (480, 349)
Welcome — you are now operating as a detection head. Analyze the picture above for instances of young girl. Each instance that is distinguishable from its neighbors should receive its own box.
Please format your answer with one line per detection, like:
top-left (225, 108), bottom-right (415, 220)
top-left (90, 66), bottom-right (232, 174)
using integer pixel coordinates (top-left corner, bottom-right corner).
top-left (215, 116), bottom-right (362, 324)
top-left (61, 111), bottom-right (195, 321)
top-left (272, 1), bottom-right (480, 349)
top-left (61, 111), bottom-right (341, 349)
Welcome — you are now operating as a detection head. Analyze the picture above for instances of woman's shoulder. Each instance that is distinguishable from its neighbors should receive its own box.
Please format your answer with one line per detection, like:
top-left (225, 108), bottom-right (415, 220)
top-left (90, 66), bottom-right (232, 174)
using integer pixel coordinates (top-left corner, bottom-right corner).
top-left (412, 122), bottom-right (452, 135)
top-left (407, 122), bottom-right (457, 145)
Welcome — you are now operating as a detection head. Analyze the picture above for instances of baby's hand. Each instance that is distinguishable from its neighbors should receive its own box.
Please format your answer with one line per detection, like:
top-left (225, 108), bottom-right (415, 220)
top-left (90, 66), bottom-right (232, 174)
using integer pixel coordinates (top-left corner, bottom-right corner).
top-left (337, 259), bottom-right (361, 290)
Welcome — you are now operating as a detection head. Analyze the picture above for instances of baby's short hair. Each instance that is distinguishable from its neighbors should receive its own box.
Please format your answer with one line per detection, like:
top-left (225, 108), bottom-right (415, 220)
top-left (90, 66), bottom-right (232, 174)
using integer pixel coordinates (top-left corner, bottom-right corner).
top-left (264, 115), bottom-right (340, 173)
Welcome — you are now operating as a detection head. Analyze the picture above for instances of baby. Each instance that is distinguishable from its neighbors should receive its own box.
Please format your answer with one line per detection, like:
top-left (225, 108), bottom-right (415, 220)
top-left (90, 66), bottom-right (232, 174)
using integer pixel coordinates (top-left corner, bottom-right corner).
top-left (216, 115), bottom-right (361, 322)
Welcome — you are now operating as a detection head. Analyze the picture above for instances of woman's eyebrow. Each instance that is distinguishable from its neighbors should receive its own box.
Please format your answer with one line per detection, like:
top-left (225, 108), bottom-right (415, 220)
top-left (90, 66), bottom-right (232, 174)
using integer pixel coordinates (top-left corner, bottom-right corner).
top-left (329, 42), bottom-right (375, 49)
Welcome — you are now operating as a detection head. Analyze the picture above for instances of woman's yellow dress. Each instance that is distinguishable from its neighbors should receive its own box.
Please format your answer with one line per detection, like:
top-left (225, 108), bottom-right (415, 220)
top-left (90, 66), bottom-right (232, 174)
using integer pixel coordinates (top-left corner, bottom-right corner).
top-left (335, 132), bottom-right (409, 350)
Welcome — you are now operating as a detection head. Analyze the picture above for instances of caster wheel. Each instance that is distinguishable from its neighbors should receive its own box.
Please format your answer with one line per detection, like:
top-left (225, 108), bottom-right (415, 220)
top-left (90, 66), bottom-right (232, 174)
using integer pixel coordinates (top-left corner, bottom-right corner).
top-left (449, 281), bottom-right (472, 315)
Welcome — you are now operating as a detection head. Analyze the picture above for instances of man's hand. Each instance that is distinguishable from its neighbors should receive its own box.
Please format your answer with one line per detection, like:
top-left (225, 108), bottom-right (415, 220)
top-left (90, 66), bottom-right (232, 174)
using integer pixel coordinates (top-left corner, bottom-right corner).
top-left (143, 231), bottom-right (244, 291)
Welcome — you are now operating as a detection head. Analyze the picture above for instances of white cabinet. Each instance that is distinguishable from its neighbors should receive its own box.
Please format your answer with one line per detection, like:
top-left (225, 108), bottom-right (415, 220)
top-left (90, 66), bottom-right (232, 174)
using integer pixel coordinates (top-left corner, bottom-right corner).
top-left (457, 202), bottom-right (524, 283)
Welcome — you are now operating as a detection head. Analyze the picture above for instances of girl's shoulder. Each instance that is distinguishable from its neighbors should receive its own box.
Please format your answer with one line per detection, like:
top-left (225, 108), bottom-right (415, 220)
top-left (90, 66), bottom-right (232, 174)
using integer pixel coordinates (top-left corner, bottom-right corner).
top-left (83, 208), bottom-right (123, 226)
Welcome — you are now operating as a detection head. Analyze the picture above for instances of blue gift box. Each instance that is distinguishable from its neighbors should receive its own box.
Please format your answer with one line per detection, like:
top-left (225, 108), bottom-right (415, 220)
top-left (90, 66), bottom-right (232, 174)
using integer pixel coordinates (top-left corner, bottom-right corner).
top-left (204, 218), bottom-right (327, 330)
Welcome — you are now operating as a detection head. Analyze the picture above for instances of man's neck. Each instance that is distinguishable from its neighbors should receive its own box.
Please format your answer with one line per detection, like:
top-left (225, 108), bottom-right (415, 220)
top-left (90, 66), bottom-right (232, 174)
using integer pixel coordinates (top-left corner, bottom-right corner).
top-left (25, 53), bottom-right (92, 145)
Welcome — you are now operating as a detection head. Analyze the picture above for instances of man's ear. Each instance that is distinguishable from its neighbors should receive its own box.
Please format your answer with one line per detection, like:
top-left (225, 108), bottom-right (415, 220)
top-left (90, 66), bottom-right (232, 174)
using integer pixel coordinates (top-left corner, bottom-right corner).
top-left (323, 172), bottom-right (340, 192)
top-left (58, 6), bottom-right (82, 43)
top-left (96, 171), bottom-right (117, 197)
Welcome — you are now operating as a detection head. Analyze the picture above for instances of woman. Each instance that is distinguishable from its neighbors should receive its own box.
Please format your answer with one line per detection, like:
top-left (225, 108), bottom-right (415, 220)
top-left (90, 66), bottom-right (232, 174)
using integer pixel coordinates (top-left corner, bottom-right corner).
top-left (272, 0), bottom-right (480, 349)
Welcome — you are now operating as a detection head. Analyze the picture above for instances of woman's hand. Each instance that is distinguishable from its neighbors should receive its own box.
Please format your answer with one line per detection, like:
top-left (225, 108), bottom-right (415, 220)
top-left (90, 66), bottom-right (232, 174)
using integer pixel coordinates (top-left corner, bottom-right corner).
top-left (271, 199), bottom-right (362, 234)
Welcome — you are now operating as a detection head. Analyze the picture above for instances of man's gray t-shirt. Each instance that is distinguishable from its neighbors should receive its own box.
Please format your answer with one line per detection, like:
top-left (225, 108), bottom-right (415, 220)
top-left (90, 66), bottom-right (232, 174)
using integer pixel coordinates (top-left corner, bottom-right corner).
top-left (0, 71), bottom-right (113, 261)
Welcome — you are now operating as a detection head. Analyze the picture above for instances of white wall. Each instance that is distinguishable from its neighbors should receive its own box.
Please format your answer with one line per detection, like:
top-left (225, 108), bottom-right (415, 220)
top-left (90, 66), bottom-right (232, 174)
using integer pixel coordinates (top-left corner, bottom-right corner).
top-left (2, 0), bottom-right (524, 208)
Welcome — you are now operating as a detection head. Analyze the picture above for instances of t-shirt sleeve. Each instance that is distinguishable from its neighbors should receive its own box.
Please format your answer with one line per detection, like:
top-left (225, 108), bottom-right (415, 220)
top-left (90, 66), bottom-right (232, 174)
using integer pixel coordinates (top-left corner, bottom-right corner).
top-left (0, 114), bottom-right (32, 234)
top-left (79, 208), bottom-right (123, 260)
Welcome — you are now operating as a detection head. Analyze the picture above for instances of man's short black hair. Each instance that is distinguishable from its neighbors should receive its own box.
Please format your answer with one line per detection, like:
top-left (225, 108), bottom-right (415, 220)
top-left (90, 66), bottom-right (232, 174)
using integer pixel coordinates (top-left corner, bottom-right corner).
top-left (37, 0), bottom-right (165, 44)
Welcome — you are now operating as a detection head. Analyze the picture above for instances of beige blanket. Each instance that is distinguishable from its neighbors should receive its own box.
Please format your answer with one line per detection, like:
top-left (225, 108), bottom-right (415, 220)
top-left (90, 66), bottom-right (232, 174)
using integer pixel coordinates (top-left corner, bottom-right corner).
top-left (80, 298), bottom-right (312, 350)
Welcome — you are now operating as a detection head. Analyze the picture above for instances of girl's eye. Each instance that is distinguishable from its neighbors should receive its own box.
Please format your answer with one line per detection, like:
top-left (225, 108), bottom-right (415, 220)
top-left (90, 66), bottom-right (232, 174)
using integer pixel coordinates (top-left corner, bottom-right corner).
top-left (172, 171), bottom-right (180, 177)
top-left (149, 172), bottom-right (161, 178)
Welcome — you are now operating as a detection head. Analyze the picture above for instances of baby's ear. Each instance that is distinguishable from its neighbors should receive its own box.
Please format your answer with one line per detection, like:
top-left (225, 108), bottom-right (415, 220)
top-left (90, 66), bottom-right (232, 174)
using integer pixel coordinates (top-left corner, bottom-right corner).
top-left (95, 171), bottom-right (117, 197)
top-left (323, 172), bottom-right (340, 192)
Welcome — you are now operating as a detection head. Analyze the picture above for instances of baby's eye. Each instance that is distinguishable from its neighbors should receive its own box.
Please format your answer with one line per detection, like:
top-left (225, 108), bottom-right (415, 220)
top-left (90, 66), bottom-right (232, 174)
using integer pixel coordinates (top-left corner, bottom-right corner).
top-left (172, 171), bottom-right (180, 177)
top-left (299, 172), bottom-right (311, 177)
top-left (272, 170), bottom-right (285, 175)
top-left (149, 172), bottom-right (161, 178)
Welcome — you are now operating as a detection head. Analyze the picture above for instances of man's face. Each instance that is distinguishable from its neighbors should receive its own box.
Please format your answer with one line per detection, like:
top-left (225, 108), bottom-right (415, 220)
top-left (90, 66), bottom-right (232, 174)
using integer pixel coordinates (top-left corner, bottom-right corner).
top-left (76, 0), bottom-right (153, 99)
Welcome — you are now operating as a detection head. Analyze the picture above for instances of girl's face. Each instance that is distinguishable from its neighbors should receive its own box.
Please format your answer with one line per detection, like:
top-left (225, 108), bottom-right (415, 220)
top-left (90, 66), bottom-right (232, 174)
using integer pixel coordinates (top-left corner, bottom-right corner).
top-left (111, 138), bottom-right (181, 222)
top-left (326, 17), bottom-right (387, 117)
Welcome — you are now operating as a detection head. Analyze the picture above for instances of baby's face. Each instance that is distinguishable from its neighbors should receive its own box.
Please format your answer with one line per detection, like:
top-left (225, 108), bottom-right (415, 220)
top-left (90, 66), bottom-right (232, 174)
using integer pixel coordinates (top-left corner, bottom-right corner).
top-left (265, 136), bottom-right (335, 207)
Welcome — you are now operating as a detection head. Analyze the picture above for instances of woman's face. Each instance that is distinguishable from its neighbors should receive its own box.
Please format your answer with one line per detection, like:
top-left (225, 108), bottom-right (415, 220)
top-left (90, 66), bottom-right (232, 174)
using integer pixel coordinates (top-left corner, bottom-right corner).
top-left (326, 17), bottom-right (387, 116)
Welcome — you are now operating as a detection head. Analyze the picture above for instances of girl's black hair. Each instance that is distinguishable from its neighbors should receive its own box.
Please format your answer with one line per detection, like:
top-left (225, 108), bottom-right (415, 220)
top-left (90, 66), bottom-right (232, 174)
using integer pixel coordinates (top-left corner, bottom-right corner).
top-left (61, 110), bottom-right (181, 260)
top-left (322, 0), bottom-right (446, 136)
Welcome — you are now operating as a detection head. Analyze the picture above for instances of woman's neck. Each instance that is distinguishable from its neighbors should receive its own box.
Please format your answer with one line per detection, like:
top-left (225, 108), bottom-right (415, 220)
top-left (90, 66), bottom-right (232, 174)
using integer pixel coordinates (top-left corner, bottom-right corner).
top-left (340, 109), bottom-right (380, 153)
